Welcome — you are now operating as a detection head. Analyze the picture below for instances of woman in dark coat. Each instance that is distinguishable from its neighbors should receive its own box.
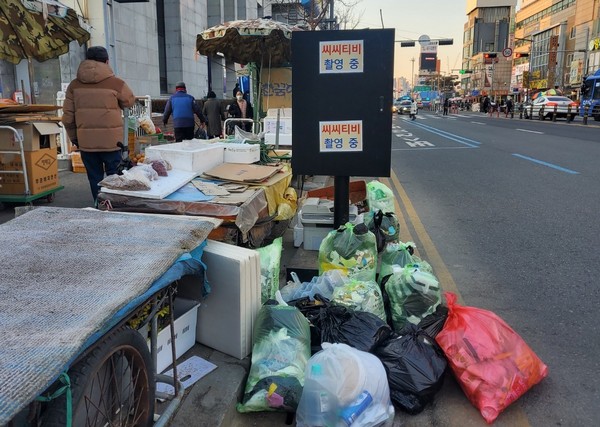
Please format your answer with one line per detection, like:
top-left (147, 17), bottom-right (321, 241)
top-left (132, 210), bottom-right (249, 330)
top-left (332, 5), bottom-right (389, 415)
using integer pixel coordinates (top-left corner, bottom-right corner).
top-left (202, 91), bottom-right (224, 138)
top-left (227, 90), bottom-right (254, 133)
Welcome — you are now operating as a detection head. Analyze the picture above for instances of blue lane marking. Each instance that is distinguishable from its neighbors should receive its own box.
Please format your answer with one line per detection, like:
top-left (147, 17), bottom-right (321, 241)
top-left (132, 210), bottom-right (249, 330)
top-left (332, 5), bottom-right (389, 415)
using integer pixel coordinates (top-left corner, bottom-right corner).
top-left (512, 153), bottom-right (580, 174)
top-left (407, 121), bottom-right (480, 148)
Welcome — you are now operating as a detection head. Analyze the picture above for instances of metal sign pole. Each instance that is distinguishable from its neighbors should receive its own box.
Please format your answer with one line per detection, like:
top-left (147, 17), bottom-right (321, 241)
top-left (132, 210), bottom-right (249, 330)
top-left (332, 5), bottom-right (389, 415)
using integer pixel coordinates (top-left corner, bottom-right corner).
top-left (333, 176), bottom-right (349, 229)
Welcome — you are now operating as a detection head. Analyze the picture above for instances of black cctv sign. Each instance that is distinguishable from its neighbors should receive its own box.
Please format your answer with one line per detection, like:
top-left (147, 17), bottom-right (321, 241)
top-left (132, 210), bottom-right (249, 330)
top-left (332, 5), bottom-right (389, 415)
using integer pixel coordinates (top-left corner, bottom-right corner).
top-left (420, 52), bottom-right (437, 72)
top-left (291, 29), bottom-right (394, 177)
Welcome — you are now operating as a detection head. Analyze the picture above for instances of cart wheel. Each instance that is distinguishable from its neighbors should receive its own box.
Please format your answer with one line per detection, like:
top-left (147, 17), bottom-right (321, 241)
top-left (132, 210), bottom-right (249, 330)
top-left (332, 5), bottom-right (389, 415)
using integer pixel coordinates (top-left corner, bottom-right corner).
top-left (42, 327), bottom-right (155, 427)
top-left (46, 193), bottom-right (55, 203)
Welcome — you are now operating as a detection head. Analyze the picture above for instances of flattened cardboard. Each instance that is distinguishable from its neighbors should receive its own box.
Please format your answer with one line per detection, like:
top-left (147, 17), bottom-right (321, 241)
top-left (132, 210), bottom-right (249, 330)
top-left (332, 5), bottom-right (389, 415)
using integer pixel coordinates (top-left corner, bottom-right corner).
top-left (203, 163), bottom-right (282, 183)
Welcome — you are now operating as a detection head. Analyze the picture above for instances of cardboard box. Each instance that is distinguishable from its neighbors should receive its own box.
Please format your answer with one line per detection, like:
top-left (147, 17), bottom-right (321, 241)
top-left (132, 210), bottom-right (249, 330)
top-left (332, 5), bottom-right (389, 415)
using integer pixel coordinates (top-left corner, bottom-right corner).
top-left (154, 298), bottom-right (201, 373)
top-left (0, 122), bottom-right (60, 151)
top-left (0, 148), bottom-right (59, 195)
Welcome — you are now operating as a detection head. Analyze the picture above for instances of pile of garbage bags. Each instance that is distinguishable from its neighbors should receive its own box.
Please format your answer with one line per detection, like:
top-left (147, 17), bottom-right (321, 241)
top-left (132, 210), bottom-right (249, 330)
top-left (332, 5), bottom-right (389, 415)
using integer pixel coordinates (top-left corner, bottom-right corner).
top-left (242, 179), bottom-right (547, 425)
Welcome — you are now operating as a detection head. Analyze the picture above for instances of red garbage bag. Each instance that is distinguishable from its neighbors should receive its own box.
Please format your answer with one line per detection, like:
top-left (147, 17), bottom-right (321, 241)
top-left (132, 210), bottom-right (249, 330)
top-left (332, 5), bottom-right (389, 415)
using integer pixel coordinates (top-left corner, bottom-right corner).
top-left (435, 292), bottom-right (548, 424)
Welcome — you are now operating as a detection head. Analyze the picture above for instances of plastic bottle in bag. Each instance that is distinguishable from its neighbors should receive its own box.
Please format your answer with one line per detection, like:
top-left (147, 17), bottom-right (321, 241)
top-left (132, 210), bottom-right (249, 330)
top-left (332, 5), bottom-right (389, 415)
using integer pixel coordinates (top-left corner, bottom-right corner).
top-left (300, 364), bottom-right (336, 427)
top-left (340, 390), bottom-right (373, 426)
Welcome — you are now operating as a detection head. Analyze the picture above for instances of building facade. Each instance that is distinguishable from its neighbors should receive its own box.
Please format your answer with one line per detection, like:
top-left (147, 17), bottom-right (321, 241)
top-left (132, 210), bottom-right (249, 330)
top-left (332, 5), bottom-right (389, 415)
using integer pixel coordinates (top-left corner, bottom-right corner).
top-left (0, 0), bottom-right (259, 105)
top-left (462, 0), bottom-right (518, 101)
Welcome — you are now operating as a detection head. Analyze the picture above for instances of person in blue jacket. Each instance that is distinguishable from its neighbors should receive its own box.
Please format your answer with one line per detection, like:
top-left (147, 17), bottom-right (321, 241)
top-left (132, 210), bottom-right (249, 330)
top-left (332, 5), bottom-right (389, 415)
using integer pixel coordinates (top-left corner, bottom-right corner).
top-left (163, 81), bottom-right (206, 141)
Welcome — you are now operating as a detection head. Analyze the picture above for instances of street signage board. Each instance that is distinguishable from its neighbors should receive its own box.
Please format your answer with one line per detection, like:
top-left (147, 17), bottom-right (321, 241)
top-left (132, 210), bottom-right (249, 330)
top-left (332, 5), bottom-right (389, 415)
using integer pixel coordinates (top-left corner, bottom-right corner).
top-left (291, 29), bottom-right (394, 177)
top-left (502, 47), bottom-right (513, 58)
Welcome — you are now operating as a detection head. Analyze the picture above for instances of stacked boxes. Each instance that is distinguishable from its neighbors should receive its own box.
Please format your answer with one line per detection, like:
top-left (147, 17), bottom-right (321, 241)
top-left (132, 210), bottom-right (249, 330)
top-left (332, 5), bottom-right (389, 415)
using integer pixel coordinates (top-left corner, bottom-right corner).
top-left (0, 122), bottom-right (60, 195)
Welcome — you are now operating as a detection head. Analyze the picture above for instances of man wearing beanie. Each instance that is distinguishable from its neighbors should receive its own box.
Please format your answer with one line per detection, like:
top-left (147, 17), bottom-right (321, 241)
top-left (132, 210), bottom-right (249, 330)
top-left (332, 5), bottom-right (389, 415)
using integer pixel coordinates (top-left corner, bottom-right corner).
top-left (62, 46), bottom-right (135, 203)
top-left (163, 81), bottom-right (207, 141)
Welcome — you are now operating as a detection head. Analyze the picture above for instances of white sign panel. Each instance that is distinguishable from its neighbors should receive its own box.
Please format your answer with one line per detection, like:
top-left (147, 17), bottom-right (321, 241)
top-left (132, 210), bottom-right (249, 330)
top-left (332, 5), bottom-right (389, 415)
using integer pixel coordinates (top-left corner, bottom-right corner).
top-left (319, 40), bottom-right (364, 74)
top-left (319, 120), bottom-right (363, 152)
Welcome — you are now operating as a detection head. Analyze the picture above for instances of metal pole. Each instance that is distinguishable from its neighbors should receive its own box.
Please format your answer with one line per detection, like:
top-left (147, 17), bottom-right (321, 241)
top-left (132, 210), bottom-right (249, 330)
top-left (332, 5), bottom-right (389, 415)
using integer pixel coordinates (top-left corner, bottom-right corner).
top-left (333, 176), bottom-right (349, 229)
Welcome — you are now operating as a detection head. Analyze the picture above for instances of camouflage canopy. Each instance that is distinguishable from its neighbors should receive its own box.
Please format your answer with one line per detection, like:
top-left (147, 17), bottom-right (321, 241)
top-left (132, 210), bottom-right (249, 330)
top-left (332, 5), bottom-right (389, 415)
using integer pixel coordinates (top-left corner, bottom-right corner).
top-left (0, 0), bottom-right (90, 64)
top-left (196, 17), bottom-right (303, 67)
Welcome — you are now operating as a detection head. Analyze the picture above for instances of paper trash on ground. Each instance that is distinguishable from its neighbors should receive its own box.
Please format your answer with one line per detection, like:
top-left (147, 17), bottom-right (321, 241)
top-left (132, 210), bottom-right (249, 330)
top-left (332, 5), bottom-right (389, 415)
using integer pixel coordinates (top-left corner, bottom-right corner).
top-left (156, 355), bottom-right (218, 395)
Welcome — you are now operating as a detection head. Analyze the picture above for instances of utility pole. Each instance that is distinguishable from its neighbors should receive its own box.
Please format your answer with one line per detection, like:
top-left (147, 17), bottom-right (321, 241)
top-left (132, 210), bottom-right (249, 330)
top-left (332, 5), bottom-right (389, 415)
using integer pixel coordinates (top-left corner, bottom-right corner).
top-left (411, 57), bottom-right (415, 90)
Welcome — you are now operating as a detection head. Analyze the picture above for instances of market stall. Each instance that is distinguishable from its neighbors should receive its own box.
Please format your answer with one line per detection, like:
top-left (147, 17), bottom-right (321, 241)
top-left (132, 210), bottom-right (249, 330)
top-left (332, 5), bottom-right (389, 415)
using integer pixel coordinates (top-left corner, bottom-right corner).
top-left (96, 139), bottom-right (294, 248)
top-left (0, 207), bottom-right (219, 425)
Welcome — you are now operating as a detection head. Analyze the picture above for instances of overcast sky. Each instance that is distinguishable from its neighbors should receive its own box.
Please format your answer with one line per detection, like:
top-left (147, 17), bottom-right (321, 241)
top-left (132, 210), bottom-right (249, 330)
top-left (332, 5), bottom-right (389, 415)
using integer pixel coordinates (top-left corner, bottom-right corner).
top-left (355, 0), bottom-right (467, 80)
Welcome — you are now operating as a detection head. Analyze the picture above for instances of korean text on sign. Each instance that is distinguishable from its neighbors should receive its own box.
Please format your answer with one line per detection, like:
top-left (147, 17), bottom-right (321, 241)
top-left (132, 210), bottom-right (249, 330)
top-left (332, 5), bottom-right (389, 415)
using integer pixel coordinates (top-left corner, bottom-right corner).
top-left (319, 40), bottom-right (364, 74)
top-left (319, 120), bottom-right (363, 152)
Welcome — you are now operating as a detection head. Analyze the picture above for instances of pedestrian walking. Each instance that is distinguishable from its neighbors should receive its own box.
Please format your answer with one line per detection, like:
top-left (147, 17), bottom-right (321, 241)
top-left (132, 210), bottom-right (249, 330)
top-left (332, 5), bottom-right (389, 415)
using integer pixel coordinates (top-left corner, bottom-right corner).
top-left (62, 46), bottom-right (135, 203)
top-left (505, 97), bottom-right (514, 118)
top-left (163, 81), bottom-right (207, 142)
top-left (409, 98), bottom-right (418, 121)
top-left (443, 98), bottom-right (449, 116)
top-left (228, 90), bottom-right (254, 133)
top-left (202, 90), bottom-right (225, 138)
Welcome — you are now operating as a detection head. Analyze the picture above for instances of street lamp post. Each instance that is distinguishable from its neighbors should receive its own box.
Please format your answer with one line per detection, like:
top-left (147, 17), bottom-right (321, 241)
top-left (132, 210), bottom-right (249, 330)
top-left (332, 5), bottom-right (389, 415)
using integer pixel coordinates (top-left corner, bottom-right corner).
top-left (411, 57), bottom-right (415, 90)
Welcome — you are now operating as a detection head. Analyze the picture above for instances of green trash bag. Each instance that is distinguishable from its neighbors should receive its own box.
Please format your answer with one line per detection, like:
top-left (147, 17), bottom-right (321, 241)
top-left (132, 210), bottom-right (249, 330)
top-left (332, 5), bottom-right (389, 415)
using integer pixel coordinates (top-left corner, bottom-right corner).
top-left (331, 278), bottom-right (387, 322)
top-left (379, 242), bottom-right (433, 283)
top-left (367, 180), bottom-right (396, 214)
top-left (318, 222), bottom-right (377, 282)
top-left (237, 304), bottom-right (311, 413)
top-left (382, 266), bottom-right (442, 331)
top-left (257, 237), bottom-right (283, 303)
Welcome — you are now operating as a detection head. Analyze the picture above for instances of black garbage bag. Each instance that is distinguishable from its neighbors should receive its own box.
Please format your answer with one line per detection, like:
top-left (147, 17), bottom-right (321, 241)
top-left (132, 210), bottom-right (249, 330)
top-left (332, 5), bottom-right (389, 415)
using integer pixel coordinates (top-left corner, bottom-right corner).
top-left (374, 324), bottom-right (447, 414)
top-left (317, 304), bottom-right (392, 353)
top-left (287, 294), bottom-right (331, 355)
top-left (418, 304), bottom-right (449, 338)
top-left (364, 210), bottom-right (400, 253)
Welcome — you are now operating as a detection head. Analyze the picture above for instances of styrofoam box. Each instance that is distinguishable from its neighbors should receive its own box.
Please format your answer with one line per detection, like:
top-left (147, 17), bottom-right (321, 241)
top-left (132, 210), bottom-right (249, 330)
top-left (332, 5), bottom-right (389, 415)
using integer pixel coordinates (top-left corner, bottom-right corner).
top-left (223, 143), bottom-right (260, 164)
top-left (303, 225), bottom-right (333, 251)
top-left (145, 141), bottom-right (224, 173)
top-left (154, 298), bottom-right (201, 373)
top-left (264, 117), bottom-right (292, 134)
top-left (264, 133), bottom-right (292, 146)
top-left (266, 108), bottom-right (292, 117)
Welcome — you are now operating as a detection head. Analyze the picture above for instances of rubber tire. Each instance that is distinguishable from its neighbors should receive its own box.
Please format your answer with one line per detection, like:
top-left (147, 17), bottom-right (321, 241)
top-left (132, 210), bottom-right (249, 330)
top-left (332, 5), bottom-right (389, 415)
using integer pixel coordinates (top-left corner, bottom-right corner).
top-left (42, 327), bottom-right (155, 427)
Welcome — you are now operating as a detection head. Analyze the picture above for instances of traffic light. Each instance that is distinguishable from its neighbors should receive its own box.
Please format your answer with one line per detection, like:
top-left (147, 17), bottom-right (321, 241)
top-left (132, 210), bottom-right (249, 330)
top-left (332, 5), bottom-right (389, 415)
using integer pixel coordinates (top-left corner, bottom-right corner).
top-left (459, 70), bottom-right (473, 74)
top-left (483, 52), bottom-right (497, 59)
top-left (438, 39), bottom-right (454, 46)
top-left (514, 52), bottom-right (529, 58)
top-left (400, 41), bottom-right (415, 47)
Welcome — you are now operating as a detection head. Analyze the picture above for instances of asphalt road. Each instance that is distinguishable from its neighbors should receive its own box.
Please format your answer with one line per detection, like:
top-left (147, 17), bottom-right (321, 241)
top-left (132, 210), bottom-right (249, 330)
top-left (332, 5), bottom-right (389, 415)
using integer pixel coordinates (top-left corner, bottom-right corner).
top-left (390, 110), bottom-right (600, 426)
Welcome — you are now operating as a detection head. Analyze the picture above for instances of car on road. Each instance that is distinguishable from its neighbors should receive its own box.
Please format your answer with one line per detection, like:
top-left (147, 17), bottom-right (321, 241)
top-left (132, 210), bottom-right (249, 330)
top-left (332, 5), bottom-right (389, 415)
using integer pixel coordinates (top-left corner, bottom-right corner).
top-left (523, 95), bottom-right (579, 120)
top-left (395, 100), bottom-right (412, 115)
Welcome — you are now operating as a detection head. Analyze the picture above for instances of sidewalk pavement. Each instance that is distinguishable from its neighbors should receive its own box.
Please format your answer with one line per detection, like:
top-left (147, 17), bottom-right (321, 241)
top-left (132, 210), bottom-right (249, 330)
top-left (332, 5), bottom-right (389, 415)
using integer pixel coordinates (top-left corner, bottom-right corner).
top-left (0, 169), bottom-right (324, 427)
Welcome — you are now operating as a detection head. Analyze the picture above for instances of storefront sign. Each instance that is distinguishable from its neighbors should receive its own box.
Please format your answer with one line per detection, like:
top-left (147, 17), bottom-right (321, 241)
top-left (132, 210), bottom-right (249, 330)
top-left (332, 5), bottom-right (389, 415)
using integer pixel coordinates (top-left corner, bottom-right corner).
top-left (589, 38), bottom-right (600, 51)
top-left (319, 40), bottom-right (364, 74)
top-left (569, 59), bottom-right (582, 85)
top-left (260, 68), bottom-right (292, 109)
top-left (319, 120), bottom-right (363, 152)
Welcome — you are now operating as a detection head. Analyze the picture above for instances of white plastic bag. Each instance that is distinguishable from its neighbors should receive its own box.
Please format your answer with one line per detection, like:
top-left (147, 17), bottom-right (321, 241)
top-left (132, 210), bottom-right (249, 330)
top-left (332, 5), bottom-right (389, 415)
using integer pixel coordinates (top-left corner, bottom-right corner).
top-left (296, 343), bottom-right (394, 427)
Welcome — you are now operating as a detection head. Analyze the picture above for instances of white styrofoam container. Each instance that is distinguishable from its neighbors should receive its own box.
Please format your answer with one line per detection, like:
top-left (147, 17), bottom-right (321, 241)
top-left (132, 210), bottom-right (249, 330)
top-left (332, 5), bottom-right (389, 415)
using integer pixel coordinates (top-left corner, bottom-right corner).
top-left (266, 108), bottom-right (292, 117)
top-left (223, 143), bottom-right (260, 164)
top-left (145, 141), bottom-right (224, 173)
top-left (303, 225), bottom-right (333, 251)
top-left (264, 133), bottom-right (292, 146)
top-left (264, 117), bottom-right (292, 134)
top-left (154, 298), bottom-right (201, 373)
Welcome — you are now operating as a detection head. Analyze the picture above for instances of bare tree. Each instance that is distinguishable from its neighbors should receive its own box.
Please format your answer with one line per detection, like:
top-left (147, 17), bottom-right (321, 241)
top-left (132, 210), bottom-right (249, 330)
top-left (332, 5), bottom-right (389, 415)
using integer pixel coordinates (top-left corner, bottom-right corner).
top-left (266, 0), bottom-right (364, 31)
